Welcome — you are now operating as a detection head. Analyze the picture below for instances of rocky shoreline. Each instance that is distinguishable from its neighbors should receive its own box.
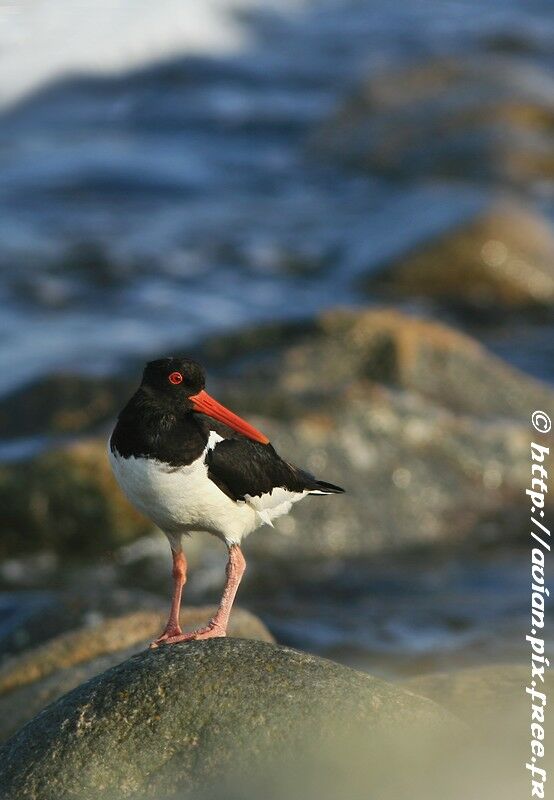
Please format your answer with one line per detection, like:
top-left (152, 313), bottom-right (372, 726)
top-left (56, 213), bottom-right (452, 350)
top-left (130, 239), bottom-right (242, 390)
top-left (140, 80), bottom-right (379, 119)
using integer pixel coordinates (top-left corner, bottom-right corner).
top-left (0, 307), bottom-right (551, 563)
top-left (1, 10), bottom-right (554, 797)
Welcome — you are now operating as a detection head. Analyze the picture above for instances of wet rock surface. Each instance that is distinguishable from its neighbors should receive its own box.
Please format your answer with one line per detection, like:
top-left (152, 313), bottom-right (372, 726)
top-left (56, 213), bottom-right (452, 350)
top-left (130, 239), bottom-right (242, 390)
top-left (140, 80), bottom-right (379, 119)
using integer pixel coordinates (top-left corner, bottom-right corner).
top-left (362, 203), bottom-right (554, 309)
top-left (315, 55), bottom-right (554, 188)
top-left (0, 638), bottom-right (464, 800)
top-left (0, 607), bottom-right (273, 743)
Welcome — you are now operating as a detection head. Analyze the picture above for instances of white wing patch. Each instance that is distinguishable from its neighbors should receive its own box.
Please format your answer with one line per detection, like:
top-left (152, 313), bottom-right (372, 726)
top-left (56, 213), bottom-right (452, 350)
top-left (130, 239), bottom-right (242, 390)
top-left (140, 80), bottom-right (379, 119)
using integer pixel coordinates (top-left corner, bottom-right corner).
top-left (245, 487), bottom-right (308, 527)
top-left (206, 430), bottom-right (224, 451)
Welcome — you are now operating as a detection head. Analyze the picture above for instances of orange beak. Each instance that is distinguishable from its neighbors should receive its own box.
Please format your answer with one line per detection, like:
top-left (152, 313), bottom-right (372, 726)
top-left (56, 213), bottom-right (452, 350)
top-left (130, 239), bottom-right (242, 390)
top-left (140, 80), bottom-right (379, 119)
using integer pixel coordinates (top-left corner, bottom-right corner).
top-left (190, 389), bottom-right (269, 445)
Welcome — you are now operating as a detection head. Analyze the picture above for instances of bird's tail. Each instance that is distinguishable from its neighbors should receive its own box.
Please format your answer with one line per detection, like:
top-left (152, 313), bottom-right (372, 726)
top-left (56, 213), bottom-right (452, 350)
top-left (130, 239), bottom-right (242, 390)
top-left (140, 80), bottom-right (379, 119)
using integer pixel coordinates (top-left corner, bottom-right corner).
top-left (309, 480), bottom-right (345, 495)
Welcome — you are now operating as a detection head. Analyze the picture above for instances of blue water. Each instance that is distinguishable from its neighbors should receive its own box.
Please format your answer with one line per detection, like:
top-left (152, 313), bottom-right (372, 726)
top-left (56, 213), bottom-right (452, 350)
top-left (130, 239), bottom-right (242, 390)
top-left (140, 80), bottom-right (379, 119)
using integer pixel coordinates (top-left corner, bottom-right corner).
top-left (249, 547), bottom-right (554, 675)
top-left (1, 545), bottom-right (548, 675)
top-left (0, 0), bottom-right (553, 398)
top-left (0, 1), bottom-right (553, 670)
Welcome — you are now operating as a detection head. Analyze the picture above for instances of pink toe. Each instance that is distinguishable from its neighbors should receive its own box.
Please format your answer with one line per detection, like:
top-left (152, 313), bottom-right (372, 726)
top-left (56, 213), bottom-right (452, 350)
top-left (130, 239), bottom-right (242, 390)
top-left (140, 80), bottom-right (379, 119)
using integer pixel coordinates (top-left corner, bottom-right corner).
top-left (154, 624), bottom-right (226, 645)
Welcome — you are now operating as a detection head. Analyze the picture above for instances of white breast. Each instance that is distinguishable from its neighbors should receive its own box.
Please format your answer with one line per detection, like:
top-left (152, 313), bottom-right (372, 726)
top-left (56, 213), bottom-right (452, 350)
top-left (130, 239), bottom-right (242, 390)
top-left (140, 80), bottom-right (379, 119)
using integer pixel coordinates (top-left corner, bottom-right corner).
top-left (108, 433), bottom-right (256, 545)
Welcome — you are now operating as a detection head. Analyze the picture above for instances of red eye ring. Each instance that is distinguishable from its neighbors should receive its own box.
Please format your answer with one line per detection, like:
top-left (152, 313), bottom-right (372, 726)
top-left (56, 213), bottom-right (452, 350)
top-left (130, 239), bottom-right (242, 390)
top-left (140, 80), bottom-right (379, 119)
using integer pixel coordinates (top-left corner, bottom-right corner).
top-left (168, 371), bottom-right (183, 385)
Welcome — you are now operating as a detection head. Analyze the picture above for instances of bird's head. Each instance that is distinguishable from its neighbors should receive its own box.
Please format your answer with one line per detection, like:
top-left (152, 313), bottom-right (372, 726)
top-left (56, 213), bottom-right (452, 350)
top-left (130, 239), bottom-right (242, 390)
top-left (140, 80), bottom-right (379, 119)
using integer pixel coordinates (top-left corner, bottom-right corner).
top-left (141, 357), bottom-right (269, 444)
top-left (142, 357), bottom-right (206, 398)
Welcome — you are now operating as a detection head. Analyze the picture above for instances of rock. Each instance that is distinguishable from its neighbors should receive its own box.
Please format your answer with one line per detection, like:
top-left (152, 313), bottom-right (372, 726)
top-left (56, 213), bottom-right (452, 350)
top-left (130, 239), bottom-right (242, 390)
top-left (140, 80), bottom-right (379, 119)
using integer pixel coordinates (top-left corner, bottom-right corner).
top-left (0, 439), bottom-right (152, 559)
top-left (0, 591), bottom-right (65, 658)
top-left (0, 605), bottom-right (273, 694)
top-left (403, 664), bottom-right (552, 800)
top-left (363, 202), bottom-right (554, 308)
top-left (0, 607), bottom-right (274, 743)
top-left (229, 308), bottom-right (553, 557)
top-left (0, 639), bottom-right (464, 799)
top-left (0, 585), bottom-right (172, 659)
top-left (247, 383), bottom-right (532, 558)
top-left (253, 307), bottom-right (554, 420)
top-left (404, 663), bottom-right (553, 730)
top-left (315, 55), bottom-right (554, 188)
top-left (0, 373), bottom-right (131, 443)
top-left (0, 308), bottom-right (552, 559)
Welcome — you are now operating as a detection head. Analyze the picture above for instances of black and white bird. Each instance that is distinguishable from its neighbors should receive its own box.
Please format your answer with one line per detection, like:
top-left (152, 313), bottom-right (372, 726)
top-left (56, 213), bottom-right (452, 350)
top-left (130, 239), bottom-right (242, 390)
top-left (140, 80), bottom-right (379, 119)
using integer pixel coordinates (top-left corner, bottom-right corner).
top-left (109, 357), bottom-right (344, 647)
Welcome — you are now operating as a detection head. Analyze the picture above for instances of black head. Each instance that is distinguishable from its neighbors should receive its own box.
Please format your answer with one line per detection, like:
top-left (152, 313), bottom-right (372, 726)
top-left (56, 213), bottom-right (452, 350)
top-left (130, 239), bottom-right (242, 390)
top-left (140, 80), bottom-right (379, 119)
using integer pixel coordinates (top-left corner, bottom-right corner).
top-left (141, 357), bottom-right (206, 401)
top-left (119, 355), bottom-right (269, 444)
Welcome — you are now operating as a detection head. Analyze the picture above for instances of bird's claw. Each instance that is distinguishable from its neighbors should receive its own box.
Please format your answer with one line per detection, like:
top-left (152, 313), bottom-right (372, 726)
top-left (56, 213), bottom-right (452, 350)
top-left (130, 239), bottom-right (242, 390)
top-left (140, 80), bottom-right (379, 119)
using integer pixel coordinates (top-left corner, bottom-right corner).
top-left (149, 625), bottom-right (183, 649)
top-left (151, 623), bottom-right (226, 647)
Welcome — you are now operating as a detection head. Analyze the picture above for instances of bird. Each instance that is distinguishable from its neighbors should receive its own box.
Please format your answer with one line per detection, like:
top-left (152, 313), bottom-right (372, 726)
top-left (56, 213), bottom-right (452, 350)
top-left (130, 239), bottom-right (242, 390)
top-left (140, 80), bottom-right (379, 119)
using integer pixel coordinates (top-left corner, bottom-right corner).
top-left (109, 357), bottom-right (344, 647)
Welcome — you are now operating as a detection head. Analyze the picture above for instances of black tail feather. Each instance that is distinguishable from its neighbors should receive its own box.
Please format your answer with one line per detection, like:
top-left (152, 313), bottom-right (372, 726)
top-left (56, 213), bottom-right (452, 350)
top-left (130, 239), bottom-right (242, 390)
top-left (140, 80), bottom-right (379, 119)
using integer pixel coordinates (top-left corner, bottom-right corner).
top-left (289, 463), bottom-right (345, 495)
top-left (312, 479), bottom-right (345, 494)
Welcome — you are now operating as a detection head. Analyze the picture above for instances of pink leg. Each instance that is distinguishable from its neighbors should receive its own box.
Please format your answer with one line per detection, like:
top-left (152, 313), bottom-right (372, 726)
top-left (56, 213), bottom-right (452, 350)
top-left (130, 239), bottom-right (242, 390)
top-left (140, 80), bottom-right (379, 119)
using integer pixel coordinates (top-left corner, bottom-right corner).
top-left (159, 545), bottom-right (246, 645)
top-left (150, 549), bottom-right (187, 648)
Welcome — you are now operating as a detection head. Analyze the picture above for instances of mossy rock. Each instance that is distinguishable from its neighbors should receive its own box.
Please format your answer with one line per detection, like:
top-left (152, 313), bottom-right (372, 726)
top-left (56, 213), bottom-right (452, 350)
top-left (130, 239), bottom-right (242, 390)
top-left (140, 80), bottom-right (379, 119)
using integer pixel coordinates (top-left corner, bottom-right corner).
top-left (0, 639), bottom-right (464, 800)
top-left (0, 607), bottom-right (274, 743)
top-left (0, 440), bottom-right (151, 558)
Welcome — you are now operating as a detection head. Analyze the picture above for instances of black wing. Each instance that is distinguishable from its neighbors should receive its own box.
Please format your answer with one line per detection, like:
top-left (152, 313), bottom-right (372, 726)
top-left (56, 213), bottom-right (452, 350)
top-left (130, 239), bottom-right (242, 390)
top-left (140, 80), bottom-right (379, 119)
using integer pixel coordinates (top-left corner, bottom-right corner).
top-left (205, 437), bottom-right (343, 502)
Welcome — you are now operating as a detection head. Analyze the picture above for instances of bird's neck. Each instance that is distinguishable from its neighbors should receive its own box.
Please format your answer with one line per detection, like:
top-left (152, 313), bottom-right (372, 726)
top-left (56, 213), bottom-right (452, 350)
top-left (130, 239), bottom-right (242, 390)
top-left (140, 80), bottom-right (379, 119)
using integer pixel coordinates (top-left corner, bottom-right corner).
top-left (111, 388), bottom-right (207, 463)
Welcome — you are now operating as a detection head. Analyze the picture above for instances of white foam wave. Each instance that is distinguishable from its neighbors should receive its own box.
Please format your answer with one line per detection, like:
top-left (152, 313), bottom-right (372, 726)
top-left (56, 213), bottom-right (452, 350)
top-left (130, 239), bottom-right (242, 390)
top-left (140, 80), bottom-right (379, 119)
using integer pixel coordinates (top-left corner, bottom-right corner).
top-left (0, 0), bottom-right (303, 108)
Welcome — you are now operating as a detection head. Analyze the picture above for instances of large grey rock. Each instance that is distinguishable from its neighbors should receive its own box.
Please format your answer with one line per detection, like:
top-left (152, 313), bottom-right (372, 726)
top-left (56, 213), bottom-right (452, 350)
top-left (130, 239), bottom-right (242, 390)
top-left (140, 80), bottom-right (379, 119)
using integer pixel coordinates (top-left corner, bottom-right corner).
top-left (0, 607), bottom-right (274, 743)
top-left (0, 639), bottom-right (463, 800)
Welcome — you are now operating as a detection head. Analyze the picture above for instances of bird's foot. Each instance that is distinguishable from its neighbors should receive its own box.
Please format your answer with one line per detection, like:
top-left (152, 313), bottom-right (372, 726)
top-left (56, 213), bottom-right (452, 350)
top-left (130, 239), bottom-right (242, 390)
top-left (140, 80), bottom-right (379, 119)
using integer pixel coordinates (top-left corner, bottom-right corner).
top-left (151, 621), bottom-right (226, 647)
top-left (150, 624), bottom-right (183, 649)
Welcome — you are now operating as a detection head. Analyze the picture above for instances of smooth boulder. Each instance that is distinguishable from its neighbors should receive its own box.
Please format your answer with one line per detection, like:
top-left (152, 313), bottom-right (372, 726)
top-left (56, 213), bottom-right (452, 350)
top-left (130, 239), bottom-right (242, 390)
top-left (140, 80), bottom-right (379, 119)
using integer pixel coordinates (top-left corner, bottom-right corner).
top-left (0, 638), bottom-right (463, 800)
top-left (0, 607), bottom-right (273, 743)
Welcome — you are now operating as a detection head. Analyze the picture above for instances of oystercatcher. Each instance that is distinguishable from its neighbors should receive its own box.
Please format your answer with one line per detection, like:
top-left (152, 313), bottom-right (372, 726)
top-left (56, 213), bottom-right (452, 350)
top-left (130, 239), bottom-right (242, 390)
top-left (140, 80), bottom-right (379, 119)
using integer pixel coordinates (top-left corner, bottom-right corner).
top-left (109, 357), bottom-right (344, 647)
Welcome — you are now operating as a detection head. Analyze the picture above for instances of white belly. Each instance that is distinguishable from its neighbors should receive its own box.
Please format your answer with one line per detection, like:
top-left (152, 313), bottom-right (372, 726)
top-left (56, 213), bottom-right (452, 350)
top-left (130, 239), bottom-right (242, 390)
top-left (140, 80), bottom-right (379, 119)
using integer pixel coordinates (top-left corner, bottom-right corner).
top-left (108, 443), bottom-right (259, 545)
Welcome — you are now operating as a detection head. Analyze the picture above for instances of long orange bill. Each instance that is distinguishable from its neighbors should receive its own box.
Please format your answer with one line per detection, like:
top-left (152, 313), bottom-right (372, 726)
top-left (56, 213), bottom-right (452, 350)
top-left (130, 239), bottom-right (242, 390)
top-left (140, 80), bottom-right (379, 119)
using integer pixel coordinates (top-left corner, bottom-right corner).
top-left (190, 389), bottom-right (269, 444)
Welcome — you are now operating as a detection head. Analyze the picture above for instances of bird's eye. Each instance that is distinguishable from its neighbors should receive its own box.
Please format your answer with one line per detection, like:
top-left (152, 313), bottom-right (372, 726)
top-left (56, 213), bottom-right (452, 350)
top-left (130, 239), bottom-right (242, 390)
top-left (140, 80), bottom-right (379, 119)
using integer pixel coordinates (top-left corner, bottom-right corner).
top-left (168, 371), bottom-right (183, 385)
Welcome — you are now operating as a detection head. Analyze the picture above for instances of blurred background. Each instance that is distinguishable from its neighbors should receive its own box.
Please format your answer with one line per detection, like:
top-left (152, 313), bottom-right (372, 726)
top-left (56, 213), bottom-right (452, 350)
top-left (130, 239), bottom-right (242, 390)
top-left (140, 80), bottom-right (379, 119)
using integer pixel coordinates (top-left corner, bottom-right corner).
top-left (0, 0), bottom-right (553, 701)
